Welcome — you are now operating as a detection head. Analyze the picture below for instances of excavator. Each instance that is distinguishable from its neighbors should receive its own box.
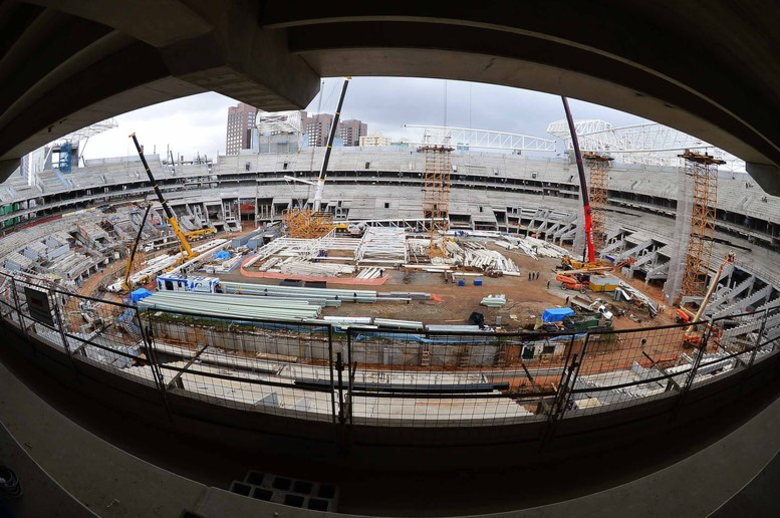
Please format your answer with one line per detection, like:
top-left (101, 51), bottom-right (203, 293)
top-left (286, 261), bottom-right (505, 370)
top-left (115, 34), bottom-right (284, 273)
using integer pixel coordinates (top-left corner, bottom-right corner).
top-left (681, 251), bottom-right (737, 348)
top-left (129, 133), bottom-right (196, 265)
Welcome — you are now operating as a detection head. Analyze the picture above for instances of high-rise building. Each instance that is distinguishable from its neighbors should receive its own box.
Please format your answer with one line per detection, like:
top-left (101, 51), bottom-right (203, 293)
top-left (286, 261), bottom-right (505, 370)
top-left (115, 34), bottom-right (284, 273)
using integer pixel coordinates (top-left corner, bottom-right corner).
top-left (302, 112), bottom-right (334, 148)
top-left (359, 134), bottom-right (392, 147)
top-left (339, 119), bottom-right (368, 146)
top-left (226, 102), bottom-right (258, 155)
top-left (302, 112), bottom-right (368, 148)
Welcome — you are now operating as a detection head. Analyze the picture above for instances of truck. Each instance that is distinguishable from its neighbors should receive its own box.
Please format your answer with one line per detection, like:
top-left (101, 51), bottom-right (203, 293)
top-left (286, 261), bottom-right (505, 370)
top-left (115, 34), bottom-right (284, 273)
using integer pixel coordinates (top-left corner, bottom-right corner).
top-left (562, 312), bottom-right (613, 332)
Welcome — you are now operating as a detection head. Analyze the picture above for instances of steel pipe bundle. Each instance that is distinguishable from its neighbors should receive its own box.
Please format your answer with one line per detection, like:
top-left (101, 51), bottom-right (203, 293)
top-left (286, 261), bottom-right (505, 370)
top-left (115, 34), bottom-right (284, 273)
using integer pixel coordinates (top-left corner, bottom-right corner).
top-left (137, 291), bottom-right (322, 320)
top-left (373, 318), bottom-right (425, 330)
top-left (220, 280), bottom-right (380, 303)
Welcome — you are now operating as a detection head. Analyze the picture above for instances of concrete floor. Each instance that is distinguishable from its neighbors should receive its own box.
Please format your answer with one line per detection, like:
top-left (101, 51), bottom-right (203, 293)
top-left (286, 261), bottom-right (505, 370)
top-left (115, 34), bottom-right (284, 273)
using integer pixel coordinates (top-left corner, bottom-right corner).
top-left (3, 329), bottom-right (780, 517)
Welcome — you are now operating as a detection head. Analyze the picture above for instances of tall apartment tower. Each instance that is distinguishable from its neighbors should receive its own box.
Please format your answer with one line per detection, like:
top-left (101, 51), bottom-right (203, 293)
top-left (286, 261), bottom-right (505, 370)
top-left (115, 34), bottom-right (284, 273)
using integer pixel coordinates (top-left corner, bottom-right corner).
top-left (226, 102), bottom-right (258, 155)
top-left (302, 112), bottom-right (368, 147)
top-left (339, 119), bottom-right (368, 146)
top-left (303, 113), bottom-right (334, 148)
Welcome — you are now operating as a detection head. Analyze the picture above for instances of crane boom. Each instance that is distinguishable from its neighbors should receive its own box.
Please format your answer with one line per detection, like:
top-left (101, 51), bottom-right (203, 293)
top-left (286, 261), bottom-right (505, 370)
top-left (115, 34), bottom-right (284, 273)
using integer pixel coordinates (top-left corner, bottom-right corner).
top-left (121, 205), bottom-right (152, 291)
top-left (685, 251), bottom-right (736, 335)
top-left (129, 133), bottom-right (195, 259)
top-left (561, 97), bottom-right (596, 264)
top-left (313, 77), bottom-right (351, 211)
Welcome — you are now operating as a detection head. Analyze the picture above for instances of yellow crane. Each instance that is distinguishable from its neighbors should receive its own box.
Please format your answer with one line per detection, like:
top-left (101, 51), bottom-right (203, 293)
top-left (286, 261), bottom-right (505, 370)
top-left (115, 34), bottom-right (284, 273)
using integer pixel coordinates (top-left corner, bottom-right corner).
top-left (184, 227), bottom-right (217, 241)
top-left (121, 204), bottom-right (152, 291)
top-left (129, 133), bottom-right (195, 262)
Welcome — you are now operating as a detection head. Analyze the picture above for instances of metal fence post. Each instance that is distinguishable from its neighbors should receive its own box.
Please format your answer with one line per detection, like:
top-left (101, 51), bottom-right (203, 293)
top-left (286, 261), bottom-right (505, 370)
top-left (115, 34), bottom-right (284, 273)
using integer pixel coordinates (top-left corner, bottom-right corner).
top-left (51, 294), bottom-right (72, 357)
top-left (327, 325), bottom-right (336, 424)
top-left (137, 309), bottom-right (172, 417)
top-left (548, 334), bottom-right (579, 422)
top-left (561, 333), bottom-right (591, 416)
top-left (746, 309), bottom-right (769, 368)
top-left (682, 320), bottom-right (713, 395)
top-left (336, 350), bottom-right (346, 425)
top-left (9, 278), bottom-right (29, 341)
top-left (347, 327), bottom-right (355, 425)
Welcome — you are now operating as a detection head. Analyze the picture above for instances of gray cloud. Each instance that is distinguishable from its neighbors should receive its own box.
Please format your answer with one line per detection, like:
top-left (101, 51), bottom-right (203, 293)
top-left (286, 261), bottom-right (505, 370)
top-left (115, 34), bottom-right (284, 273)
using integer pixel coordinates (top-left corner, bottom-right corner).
top-left (86, 78), bottom-right (649, 161)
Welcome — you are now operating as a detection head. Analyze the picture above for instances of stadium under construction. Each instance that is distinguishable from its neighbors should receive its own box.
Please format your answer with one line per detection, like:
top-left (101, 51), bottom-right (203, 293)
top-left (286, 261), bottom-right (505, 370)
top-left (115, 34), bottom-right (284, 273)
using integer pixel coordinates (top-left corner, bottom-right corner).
top-left (1, 120), bottom-right (780, 516)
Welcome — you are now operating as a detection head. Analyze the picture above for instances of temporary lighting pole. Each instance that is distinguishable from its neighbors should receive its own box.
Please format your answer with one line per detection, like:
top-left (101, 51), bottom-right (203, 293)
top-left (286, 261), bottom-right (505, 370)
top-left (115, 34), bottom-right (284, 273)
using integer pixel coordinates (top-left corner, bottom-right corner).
top-left (313, 77), bottom-right (351, 212)
top-left (561, 96), bottom-right (595, 264)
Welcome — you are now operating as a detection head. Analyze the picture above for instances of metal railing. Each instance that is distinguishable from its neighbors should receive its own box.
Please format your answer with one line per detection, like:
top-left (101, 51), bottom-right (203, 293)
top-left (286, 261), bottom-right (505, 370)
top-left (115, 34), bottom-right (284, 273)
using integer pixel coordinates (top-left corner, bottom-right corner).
top-left (1, 270), bottom-right (779, 432)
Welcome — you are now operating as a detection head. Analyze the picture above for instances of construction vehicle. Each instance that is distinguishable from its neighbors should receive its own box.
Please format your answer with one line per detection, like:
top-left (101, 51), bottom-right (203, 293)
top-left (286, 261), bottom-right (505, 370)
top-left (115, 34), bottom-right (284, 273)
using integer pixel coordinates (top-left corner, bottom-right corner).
top-left (681, 251), bottom-right (737, 348)
top-left (561, 255), bottom-right (609, 271)
top-left (557, 272), bottom-right (586, 293)
top-left (562, 312), bottom-right (613, 332)
top-left (559, 256), bottom-right (635, 275)
top-left (674, 308), bottom-right (693, 324)
top-left (120, 204), bottom-right (152, 291)
top-left (283, 77), bottom-right (351, 238)
top-left (184, 227), bottom-right (217, 241)
top-left (561, 96), bottom-right (597, 267)
top-left (129, 133), bottom-right (195, 263)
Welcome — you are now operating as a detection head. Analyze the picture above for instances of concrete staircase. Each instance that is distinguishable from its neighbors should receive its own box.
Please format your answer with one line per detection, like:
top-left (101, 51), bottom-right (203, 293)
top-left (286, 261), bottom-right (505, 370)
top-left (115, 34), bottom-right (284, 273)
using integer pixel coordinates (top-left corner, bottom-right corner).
top-left (712, 285), bottom-right (772, 319)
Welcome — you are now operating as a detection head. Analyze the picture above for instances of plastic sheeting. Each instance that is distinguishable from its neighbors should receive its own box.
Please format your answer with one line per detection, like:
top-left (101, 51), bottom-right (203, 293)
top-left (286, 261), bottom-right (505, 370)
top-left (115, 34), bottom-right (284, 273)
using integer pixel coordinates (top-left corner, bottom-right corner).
top-left (542, 307), bottom-right (575, 322)
top-left (130, 288), bottom-right (152, 302)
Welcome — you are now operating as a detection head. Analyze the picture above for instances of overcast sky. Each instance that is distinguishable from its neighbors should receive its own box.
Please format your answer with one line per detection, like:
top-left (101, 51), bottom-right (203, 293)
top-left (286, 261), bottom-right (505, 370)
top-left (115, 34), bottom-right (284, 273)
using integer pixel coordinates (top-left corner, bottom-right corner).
top-left (85, 77), bottom-right (649, 160)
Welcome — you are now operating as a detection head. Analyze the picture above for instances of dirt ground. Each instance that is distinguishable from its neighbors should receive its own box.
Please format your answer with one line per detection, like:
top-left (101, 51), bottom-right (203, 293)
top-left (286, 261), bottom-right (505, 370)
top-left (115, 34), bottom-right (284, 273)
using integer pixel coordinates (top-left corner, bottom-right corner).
top-left (217, 240), bottom-right (675, 331)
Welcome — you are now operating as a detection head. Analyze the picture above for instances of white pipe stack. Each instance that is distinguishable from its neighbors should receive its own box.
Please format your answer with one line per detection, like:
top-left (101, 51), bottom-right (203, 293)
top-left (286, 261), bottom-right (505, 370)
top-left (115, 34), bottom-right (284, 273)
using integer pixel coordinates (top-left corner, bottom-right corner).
top-left (138, 291), bottom-right (322, 320)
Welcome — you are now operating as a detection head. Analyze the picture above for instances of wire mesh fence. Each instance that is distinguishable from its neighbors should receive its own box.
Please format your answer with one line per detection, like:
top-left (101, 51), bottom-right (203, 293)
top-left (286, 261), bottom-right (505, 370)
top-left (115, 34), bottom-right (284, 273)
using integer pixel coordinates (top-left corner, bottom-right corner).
top-left (1, 268), bottom-right (779, 429)
top-left (143, 310), bottom-right (337, 423)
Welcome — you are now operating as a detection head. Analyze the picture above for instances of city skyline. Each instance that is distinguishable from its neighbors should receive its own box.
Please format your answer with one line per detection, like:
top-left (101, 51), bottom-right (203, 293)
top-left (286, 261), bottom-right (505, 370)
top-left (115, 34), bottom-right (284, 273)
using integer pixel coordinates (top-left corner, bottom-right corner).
top-left (83, 77), bottom-right (649, 161)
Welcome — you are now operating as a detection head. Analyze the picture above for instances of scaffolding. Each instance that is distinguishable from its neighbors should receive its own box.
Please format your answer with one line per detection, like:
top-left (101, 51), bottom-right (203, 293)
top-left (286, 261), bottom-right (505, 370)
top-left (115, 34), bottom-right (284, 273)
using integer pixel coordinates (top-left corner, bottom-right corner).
top-left (282, 209), bottom-right (334, 239)
top-left (584, 152), bottom-right (613, 254)
top-left (678, 150), bottom-right (724, 300)
top-left (420, 145), bottom-right (453, 255)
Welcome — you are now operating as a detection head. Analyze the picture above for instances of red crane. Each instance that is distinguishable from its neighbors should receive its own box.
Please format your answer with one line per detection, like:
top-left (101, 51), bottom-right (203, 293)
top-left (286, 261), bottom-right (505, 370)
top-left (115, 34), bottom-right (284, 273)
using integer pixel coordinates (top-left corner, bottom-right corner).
top-left (561, 96), bottom-right (596, 264)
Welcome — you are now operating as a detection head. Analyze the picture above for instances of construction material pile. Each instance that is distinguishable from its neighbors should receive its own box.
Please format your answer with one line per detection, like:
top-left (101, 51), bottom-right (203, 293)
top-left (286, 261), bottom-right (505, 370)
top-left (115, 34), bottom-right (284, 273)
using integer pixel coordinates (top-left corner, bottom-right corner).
top-left (355, 267), bottom-right (385, 280)
top-left (277, 260), bottom-right (355, 277)
top-left (219, 280), bottom-right (428, 304)
top-left (462, 242), bottom-right (520, 276)
top-left (202, 250), bottom-right (244, 274)
top-left (245, 233), bottom-right (363, 278)
top-left (494, 236), bottom-right (567, 261)
top-left (480, 294), bottom-right (507, 308)
top-left (107, 239), bottom-right (228, 292)
top-left (356, 227), bottom-right (408, 264)
top-left (137, 291), bottom-right (323, 320)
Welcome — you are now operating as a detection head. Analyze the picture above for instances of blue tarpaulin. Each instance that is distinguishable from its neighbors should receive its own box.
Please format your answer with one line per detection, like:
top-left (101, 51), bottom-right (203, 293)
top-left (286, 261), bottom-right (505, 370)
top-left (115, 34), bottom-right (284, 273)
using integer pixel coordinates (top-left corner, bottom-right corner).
top-left (542, 307), bottom-right (575, 323)
top-left (130, 288), bottom-right (152, 303)
top-left (213, 250), bottom-right (230, 260)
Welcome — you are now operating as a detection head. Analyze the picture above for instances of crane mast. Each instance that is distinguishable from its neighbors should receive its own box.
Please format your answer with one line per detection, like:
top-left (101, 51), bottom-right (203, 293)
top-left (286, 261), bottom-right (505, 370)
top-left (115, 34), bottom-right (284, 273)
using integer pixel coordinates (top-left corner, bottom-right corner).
top-left (561, 96), bottom-right (596, 264)
top-left (313, 77), bottom-right (351, 212)
top-left (129, 133), bottom-right (195, 260)
top-left (121, 204), bottom-right (152, 291)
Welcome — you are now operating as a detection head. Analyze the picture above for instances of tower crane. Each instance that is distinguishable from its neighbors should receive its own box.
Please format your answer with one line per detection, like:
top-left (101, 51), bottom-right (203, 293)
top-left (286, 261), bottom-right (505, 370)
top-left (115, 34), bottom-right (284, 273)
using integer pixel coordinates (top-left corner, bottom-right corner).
top-left (129, 133), bottom-right (195, 262)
